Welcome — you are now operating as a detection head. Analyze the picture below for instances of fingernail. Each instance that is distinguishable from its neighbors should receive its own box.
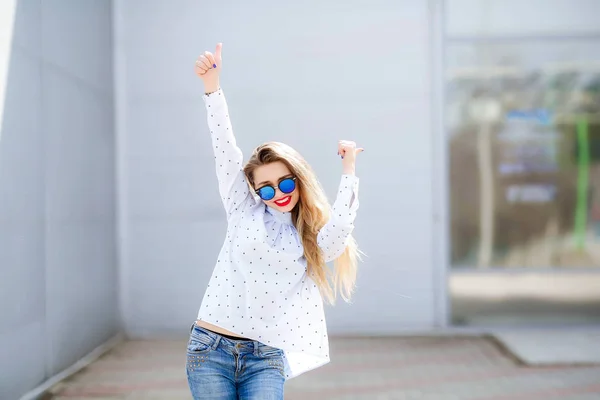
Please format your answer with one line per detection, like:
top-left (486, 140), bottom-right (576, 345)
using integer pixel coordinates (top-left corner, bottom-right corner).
top-left (213, 64), bottom-right (217, 68)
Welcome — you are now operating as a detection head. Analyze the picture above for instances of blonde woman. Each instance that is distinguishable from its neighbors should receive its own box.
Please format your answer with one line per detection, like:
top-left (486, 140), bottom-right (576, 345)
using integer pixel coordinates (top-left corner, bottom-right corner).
top-left (187, 43), bottom-right (363, 399)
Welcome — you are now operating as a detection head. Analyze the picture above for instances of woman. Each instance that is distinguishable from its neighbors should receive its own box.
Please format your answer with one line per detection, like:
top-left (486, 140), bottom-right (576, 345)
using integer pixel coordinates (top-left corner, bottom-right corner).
top-left (187, 43), bottom-right (363, 399)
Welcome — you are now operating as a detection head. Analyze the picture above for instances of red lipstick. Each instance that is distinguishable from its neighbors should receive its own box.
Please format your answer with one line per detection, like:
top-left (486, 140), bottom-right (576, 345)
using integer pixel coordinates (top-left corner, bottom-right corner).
top-left (273, 196), bottom-right (291, 207)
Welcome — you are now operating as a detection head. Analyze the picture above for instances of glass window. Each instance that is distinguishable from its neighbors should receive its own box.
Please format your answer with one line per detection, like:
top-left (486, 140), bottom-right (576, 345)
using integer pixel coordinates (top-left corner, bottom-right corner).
top-left (447, 39), bottom-right (600, 268)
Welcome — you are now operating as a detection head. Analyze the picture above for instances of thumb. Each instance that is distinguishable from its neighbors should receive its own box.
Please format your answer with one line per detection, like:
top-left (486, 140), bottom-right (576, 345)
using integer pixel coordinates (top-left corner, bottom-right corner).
top-left (355, 147), bottom-right (365, 155)
top-left (215, 42), bottom-right (223, 62)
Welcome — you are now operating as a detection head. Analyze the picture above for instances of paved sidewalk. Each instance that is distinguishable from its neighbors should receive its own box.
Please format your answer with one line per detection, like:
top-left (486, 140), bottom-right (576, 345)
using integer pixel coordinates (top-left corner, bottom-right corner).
top-left (492, 330), bottom-right (600, 365)
top-left (46, 336), bottom-right (600, 400)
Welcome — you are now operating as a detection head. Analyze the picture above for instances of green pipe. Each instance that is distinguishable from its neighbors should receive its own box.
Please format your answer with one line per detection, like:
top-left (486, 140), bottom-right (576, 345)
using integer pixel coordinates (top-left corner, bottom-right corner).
top-left (574, 116), bottom-right (590, 250)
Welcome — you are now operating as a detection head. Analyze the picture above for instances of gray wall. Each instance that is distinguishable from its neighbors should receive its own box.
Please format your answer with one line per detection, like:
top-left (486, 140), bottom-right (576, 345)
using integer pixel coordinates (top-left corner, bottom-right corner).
top-left (117, 0), bottom-right (440, 337)
top-left (0, 1), bottom-right (117, 398)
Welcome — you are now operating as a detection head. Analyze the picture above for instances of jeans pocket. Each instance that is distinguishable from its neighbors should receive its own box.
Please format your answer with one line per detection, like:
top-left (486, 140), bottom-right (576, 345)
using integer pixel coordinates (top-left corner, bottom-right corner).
top-left (258, 343), bottom-right (283, 358)
top-left (187, 329), bottom-right (214, 354)
top-left (258, 345), bottom-right (285, 377)
top-left (186, 350), bottom-right (209, 372)
top-left (187, 338), bottom-right (212, 354)
top-left (186, 334), bottom-right (213, 372)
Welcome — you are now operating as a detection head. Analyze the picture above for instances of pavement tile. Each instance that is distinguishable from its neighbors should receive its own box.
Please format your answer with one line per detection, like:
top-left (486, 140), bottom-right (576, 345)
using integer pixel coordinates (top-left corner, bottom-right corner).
top-left (47, 336), bottom-right (600, 400)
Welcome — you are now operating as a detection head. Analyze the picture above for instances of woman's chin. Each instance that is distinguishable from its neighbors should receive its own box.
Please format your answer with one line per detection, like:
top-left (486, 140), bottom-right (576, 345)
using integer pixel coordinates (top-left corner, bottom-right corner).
top-left (272, 199), bottom-right (298, 213)
top-left (275, 204), bottom-right (294, 213)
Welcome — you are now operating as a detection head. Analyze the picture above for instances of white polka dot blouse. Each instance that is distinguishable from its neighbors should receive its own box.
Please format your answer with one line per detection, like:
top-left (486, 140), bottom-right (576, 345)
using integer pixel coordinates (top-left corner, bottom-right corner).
top-left (197, 88), bottom-right (360, 379)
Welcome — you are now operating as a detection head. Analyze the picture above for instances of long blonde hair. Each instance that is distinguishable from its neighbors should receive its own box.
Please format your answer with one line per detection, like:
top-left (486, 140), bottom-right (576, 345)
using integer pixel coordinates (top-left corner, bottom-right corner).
top-left (243, 142), bottom-right (359, 304)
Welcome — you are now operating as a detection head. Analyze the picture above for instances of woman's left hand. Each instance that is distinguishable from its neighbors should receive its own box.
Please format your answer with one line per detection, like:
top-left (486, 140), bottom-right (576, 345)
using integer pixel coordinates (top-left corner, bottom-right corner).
top-left (338, 140), bottom-right (364, 175)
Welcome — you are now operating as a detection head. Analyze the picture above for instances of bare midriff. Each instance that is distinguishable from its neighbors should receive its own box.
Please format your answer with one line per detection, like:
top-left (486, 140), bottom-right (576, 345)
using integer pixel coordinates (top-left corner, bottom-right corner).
top-left (195, 320), bottom-right (248, 338)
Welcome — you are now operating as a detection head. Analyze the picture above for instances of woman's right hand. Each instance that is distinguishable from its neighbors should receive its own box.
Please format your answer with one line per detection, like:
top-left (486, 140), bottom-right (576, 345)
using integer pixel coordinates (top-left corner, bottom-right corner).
top-left (195, 43), bottom-right (222, 93)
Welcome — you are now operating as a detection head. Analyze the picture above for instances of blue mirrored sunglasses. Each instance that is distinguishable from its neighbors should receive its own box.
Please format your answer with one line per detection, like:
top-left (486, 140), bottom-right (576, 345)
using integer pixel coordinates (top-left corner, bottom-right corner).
top-left (255, 177), bottom-right (296, 201)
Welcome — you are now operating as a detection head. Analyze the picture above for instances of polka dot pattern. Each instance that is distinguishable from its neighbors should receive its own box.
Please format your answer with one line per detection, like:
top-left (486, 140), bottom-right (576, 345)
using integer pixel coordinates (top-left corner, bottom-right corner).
top-left (317, 175), bottom-right (360, 261)
top-left (198, 89), bottom-right (360, 380)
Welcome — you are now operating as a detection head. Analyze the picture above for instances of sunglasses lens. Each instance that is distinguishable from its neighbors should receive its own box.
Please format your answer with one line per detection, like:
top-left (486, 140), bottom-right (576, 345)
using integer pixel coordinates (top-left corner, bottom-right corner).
top-left (279, 178), bottom-right (296, 194)
top-left (258, 186), bottom-right (276, 201)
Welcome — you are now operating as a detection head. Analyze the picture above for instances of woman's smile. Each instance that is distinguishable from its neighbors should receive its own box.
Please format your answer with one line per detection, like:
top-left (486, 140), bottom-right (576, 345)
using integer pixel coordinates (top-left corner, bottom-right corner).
top-left (273, 196), bottom-right (292, 207)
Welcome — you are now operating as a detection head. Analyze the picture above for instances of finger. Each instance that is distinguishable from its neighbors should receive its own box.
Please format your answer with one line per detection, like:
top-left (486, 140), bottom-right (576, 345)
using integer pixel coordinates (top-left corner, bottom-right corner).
top-left (195, 57), bottom-right (208, 70)
top-left (339, 141), bottom-right (356, 151)
top-left (194, 61), bottom-right (208, 71)
top-left (194, 63), bottom-right (208, 73)
top-left (194, 64), bottom-right (208, 75)
top-left (339, 141), bottom-right (356, 153)
top-left (204, 51), bottom-right (217, 69)
top-left (215, 42), bottom-right (223, 63)
top-left (196, 56), bottom-right (211, 70)
top-left (195, 63), bottom-right (209, 76)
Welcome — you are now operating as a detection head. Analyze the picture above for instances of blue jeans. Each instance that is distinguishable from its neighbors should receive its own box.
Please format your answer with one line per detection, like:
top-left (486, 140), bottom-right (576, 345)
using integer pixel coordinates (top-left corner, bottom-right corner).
top-left (186, 324), bottom-right (285, 399)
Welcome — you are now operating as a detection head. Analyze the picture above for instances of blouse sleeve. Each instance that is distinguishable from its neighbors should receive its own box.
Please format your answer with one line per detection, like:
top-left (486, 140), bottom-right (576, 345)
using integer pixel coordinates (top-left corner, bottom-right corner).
top-left (317, 174), bottom-right (360, 262)
top-left (203, 88), bottom-right (253, 217)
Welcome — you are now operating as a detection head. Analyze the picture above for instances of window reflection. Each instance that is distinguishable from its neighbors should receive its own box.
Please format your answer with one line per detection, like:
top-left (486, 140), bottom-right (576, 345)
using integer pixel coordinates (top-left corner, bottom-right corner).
top-left (447, 40), bottom-right (600, 268)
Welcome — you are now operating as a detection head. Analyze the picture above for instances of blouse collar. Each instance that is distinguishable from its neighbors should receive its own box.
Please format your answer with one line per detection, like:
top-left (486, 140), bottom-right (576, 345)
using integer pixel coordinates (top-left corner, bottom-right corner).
top-left (265, 205), bottom-right (293, 225)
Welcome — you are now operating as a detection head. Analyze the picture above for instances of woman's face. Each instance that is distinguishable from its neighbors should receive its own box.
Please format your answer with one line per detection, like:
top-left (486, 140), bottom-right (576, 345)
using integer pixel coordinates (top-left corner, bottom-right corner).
top-left (252, 161), bottom-right (300, 212)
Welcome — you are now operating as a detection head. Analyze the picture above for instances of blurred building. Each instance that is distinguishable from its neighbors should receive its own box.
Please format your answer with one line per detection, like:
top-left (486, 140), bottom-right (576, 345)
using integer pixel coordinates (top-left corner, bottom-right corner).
top-left (1, 0), bottom-right (599, 398)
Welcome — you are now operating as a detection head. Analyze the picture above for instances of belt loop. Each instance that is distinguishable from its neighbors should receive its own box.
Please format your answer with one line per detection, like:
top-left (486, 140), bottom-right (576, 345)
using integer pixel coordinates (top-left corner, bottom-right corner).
top-left (190, 322), bottom-right (195, 333)
top-left (253, 341), bottom-right (260, 357)
top-left (212, 335), bottom-right (221, 350)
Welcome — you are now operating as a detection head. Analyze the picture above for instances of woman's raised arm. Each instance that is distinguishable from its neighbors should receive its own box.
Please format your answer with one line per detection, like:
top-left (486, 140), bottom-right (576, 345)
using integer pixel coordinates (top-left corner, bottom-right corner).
top-left (195, 44), bottom-right (253, 217)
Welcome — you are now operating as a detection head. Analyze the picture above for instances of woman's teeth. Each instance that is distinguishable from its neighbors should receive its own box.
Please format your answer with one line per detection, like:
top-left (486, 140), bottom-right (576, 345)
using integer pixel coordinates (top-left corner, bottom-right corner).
top-left (274, 196), bottom-right (291, 206)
